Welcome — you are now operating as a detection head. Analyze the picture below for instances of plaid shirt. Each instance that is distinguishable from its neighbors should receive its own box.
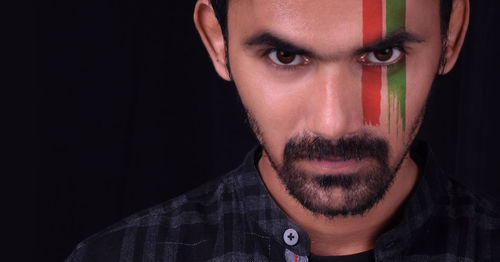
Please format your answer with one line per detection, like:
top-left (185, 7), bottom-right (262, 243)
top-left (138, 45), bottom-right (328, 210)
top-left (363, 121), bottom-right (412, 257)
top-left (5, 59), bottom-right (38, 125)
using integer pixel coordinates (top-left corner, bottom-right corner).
top-left (66, 142), bottom-right (500, 261)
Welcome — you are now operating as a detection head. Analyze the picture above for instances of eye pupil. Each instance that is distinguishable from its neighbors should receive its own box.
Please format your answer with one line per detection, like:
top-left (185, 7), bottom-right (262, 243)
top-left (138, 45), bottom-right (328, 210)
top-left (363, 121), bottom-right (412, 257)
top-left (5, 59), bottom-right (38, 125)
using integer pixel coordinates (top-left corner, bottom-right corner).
top-left (276, 50), bottom-right (296, 64)
top-left (374, 48), bottom-right (393, 61)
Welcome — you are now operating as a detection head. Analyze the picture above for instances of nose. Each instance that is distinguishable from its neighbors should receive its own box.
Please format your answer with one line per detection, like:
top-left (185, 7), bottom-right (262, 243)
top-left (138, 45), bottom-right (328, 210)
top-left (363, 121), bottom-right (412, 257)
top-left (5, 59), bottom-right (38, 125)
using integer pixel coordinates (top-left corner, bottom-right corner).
top-left (305, 64), bottom-right (363, 139)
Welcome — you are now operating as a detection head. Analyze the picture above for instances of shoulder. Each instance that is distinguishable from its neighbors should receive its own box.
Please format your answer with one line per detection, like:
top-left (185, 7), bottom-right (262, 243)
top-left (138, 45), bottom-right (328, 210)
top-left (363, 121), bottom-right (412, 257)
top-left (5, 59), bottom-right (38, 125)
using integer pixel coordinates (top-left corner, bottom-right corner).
top-left (431, 175), bottom-right (500, 259)
top-left (439, 175), bottom-right (500, 227)
top-left (65, 172), bottom-right (244, 262)
top-left (401, 170), bottom-right (500, 260)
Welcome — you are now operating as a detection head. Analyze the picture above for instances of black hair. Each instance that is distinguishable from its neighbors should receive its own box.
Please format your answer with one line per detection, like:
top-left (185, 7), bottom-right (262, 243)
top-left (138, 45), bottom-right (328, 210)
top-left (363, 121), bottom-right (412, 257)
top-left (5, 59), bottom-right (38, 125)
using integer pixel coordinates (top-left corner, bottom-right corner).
top-left (209, 0), bottom-right (453, 39)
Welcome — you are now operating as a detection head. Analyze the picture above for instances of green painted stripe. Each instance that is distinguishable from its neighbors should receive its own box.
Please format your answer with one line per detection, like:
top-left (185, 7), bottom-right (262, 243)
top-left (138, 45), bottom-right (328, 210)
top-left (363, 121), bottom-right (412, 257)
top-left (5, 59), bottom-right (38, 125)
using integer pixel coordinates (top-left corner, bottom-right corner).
top-left (387, 62), bottom-right (406, 132)
top-left (386, 0), bottom-right (405, 35)
top-left (386, 0), bottom-right (406, 132)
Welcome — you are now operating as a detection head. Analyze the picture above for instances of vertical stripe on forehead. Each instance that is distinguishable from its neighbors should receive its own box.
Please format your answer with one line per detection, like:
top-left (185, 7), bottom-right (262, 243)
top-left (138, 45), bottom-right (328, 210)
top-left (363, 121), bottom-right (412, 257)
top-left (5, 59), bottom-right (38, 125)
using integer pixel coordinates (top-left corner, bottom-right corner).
top-left (362, 0), bottom-right (383, 126)
top-left (386, 0), bottom-right (406, 131)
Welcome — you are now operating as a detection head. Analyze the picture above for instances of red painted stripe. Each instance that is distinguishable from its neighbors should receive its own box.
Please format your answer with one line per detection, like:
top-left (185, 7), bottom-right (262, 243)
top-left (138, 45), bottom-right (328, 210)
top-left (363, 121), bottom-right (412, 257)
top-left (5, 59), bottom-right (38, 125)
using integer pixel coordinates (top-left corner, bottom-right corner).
top-left (362, 67), bottom-right (382, 125)
top-left (363, 0), bottom-right (383, 45)
top-left (362, 0), bottom-right (383, 125)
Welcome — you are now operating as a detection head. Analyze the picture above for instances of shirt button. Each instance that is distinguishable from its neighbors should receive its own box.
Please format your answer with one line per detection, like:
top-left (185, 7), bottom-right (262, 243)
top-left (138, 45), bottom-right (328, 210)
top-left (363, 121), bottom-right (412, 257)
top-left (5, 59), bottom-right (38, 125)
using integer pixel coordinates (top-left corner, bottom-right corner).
top-left (283, 228), bottom-right (299, 246)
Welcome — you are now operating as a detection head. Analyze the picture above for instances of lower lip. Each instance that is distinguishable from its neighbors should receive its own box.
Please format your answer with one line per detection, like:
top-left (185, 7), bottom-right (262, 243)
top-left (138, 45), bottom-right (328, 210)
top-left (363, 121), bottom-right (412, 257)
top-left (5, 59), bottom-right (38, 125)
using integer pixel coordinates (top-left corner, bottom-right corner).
top-left (307, 158), bottom-right (363, 172)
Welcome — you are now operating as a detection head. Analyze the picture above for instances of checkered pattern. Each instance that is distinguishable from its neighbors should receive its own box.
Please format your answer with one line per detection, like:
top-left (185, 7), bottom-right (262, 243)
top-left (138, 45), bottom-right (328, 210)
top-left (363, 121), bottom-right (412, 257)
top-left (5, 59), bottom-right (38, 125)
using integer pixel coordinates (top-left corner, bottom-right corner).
top-left (66, 142), bottom-right (500, 261)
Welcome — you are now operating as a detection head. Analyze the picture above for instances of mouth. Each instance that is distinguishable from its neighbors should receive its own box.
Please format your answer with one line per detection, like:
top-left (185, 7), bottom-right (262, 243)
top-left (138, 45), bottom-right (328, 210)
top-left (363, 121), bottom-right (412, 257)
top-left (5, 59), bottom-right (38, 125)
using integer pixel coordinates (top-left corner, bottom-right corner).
top-left (300, 157), bottom-right (366, 174)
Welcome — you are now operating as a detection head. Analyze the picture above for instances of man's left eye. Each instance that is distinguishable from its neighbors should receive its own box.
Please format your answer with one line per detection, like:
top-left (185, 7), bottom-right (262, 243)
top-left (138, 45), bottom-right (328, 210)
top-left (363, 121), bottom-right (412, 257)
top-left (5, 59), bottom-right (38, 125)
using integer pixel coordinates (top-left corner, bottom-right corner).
top-left (360, 47), bottom-right (404, 65)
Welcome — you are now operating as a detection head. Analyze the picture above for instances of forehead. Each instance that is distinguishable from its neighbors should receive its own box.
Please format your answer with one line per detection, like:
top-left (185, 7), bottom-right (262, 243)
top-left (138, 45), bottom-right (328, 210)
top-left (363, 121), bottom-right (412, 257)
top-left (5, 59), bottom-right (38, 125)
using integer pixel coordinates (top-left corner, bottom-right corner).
top-left (230, 0), bottom-right (364, 33)
top-left (228, 0), bottom-right (440, 48)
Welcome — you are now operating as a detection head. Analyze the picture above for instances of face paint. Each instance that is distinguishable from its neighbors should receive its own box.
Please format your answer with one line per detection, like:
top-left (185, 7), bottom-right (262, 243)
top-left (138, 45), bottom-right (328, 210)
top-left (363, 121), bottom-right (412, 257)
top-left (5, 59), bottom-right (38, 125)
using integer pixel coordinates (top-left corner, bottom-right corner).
top-left (386, 0), bottom-right (406, 132)
top-left (362, 0), bottom-right (407, 132)
top-left (362, 0), bottom-right (383, 126)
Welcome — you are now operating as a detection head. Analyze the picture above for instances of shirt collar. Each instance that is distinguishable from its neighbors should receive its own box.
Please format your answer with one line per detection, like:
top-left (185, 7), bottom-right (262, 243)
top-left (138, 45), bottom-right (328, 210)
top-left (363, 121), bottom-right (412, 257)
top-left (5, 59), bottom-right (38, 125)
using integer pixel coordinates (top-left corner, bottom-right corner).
top-left (232, 146), bottom-right (311, 256)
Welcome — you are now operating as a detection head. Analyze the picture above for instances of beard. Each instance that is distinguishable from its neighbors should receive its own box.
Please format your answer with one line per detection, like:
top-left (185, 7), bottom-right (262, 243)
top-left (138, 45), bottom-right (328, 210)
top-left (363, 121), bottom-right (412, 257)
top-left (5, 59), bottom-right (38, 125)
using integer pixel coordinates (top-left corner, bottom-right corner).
top-left (269, 134), bottom-right (395, 218)
top-left (246, 113), bottom-right (412, 218)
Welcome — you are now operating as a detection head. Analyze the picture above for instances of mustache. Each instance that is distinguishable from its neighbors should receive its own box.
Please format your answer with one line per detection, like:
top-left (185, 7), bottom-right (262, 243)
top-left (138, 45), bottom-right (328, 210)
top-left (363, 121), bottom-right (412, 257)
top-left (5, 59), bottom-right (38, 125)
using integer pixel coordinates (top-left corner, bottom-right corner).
top-left (283, 134), bottom-right (389, 162)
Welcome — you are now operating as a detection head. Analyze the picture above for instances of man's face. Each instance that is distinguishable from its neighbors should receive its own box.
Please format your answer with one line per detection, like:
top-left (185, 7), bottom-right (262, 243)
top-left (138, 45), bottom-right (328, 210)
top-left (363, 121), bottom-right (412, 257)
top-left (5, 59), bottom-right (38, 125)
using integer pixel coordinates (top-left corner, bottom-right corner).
top-left (225, 0), bottom-right (442, 216)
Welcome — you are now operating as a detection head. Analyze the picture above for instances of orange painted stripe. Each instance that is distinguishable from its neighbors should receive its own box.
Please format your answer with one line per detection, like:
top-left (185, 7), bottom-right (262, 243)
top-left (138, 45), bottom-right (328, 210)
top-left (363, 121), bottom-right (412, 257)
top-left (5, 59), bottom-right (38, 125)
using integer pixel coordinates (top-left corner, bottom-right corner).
top-left (362, 0), bottom-right (383, 125)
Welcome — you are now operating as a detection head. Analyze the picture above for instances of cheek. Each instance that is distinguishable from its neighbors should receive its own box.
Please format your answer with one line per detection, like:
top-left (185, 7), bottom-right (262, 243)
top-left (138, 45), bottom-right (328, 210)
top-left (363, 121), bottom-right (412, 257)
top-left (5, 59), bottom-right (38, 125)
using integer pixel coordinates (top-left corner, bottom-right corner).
top-left (382, 40), bottom-right (441, 163)
top-left (404, 39), bottom-right (442, 129)
top-left (230, 57), bottom-right (307, 156)
top-left (405, 54), bottom-right (438, 121)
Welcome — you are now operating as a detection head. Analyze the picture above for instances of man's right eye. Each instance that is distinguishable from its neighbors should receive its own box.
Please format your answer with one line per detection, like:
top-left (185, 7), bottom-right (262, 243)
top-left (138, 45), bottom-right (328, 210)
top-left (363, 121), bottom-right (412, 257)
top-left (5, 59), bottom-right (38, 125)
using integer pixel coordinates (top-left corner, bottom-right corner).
top-left (268, 49), bottom-right (307, 66)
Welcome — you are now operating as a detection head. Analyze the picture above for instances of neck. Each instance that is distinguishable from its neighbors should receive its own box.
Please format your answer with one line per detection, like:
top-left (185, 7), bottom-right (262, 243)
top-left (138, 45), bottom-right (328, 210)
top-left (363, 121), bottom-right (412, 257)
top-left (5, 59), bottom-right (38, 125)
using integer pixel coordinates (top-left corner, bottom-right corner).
top-left (258, 151), bottom-right (418, 256)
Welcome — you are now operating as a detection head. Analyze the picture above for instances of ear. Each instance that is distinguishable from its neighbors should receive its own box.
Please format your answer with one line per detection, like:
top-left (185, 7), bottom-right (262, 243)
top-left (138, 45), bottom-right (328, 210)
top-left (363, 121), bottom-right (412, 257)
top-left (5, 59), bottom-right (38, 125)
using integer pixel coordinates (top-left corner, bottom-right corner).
top-left (193, 0), bottom-right (231, 81)
top-left (440, 0), bottom-right (470, 74)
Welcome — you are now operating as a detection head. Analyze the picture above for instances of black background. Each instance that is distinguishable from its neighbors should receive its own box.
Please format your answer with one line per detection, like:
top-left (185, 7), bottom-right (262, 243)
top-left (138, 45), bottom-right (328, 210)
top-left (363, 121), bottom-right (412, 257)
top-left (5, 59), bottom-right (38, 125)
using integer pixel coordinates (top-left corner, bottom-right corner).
top-left (33, 0), bottom-right (500, 261)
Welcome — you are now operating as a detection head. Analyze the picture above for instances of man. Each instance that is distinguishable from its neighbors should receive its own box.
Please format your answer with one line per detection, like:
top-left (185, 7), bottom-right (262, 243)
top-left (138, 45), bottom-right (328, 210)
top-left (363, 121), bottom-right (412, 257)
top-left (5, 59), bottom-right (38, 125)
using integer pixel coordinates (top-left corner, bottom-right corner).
top-left (66, 0), bottom-right (499, 261)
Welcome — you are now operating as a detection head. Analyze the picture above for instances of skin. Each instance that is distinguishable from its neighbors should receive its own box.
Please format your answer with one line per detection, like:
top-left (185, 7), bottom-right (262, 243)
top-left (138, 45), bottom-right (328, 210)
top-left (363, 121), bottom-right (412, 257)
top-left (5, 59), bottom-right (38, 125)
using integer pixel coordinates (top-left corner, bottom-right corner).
top-left (194, 0), bottom-right (469, 256)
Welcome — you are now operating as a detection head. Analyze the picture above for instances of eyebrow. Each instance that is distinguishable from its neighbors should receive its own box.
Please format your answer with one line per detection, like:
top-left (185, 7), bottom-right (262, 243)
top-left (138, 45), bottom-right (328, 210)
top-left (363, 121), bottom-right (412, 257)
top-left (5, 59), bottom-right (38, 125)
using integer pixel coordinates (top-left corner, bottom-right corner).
top-left (243, 30), bottom-right (424, 59)
top-left (357, 30), bottom-right (424, 54)
top-left (244, 31), bottom-right (314, 56)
